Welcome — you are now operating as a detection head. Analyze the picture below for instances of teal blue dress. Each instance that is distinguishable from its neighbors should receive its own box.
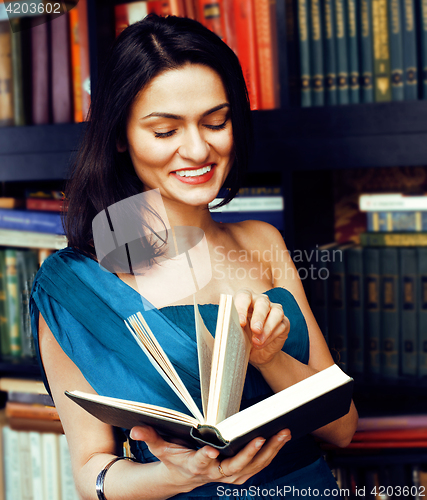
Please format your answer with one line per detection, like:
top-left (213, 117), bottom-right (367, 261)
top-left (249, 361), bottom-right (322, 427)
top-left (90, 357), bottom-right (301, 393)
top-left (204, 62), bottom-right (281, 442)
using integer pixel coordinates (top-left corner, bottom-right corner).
top-left (30, 247), bottom-right (339, 499)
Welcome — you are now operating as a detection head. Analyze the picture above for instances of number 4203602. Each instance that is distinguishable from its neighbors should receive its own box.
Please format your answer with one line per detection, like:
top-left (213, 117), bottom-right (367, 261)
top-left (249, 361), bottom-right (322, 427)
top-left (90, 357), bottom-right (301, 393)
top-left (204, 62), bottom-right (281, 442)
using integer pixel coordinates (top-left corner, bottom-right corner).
top-left (6, 2), bottom-right (63, 15)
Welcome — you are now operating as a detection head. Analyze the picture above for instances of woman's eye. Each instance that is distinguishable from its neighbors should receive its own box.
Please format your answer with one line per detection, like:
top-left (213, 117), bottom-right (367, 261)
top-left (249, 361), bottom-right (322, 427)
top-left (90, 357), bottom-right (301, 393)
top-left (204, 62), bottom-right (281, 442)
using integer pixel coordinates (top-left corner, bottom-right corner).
top-left (154, 130), bottom-right (176, 138)
top-left (204, 120), bottom-right (228, 131)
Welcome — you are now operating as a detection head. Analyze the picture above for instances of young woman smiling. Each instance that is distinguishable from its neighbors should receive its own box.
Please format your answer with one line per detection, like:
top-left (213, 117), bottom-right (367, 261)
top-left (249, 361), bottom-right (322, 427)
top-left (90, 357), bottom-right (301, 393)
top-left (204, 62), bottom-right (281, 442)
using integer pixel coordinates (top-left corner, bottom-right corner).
top-left (30, 14), bottom-right (357, 500)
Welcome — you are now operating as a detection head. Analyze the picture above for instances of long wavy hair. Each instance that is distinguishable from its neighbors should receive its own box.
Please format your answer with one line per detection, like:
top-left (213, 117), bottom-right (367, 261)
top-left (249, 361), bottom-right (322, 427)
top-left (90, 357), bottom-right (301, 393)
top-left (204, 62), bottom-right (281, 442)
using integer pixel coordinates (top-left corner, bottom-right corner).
top-left (64, 14), bottom-right (253, 259)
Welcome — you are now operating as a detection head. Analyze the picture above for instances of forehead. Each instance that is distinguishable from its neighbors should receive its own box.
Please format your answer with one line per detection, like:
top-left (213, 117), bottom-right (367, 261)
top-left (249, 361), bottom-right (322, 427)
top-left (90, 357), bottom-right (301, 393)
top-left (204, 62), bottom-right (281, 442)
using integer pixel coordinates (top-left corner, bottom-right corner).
top-left (131, 64), bottom-right (228, 115)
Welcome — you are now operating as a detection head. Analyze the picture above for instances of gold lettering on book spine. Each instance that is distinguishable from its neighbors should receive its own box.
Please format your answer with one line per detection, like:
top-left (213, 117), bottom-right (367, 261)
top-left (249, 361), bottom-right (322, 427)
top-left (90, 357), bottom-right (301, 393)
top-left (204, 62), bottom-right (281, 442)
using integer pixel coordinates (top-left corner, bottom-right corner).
top-left (311, 0), bottom-right (321, 41)
top-left (361, 0), bottom-right (369, 37)
top-left (324, 0), bottom-right (333, 39)
top-left (335, 0), bottom-right (344, 38)
top-left (404, 0), bottom-right (414, 31)
top-left (348, 0), bottom-right (356, 37)
top-left (390, 0), bottom-right (400, 34)
top-left (423, 1), bottom-right (427, 31)
top-left (298, 0), bottom-right (308, 41)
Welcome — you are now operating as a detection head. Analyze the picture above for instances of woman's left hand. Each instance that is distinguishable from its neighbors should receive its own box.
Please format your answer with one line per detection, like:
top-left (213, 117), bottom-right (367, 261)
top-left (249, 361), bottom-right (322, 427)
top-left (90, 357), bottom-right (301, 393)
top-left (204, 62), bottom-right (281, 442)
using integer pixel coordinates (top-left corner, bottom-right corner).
top-left (233, 289), bottom-right (290, 368)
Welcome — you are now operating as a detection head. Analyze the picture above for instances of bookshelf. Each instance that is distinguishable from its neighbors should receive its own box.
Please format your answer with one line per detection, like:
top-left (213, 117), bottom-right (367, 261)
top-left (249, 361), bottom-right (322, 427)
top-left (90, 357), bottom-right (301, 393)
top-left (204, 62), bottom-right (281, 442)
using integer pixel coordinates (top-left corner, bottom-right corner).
top-left (1, 1), bottom-right (427, 494)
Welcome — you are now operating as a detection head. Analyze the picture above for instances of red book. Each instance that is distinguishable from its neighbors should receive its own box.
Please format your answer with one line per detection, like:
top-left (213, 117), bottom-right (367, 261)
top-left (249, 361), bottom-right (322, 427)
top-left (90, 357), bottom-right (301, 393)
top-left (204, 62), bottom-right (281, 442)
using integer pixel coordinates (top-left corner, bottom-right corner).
top-left (197, 0), bottom-right (225, 39)
top-left (50, 13), bottom-right (73, 123)
top-left (184, 0), bottom-right (197, 19)
top-left (6, 402), bottom-right (60, 421)
top-left (222, 0), bottom-right (237, 53)
top-left (253, 0), bottom-right (280, 109)
top-left (146, 1), bottom-right (171, 16)
top-left (31, 18), bottom-right (50, 124)
top-left (26, 198), bottom-right (64, 211)
top-left (233, 0), bottom-right (260, 110)
top-left (69, 6), bottom-right (83, 122)
top-left (77, 0), bottom-right (91, 121)
top-left (0, 20), bottom-right (13, 126)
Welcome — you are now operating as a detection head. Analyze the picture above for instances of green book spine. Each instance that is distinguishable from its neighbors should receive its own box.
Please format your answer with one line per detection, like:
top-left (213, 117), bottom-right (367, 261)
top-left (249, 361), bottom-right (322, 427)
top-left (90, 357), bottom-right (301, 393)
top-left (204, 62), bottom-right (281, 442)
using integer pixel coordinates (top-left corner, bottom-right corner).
top-left (322, 0), bottom-right (338, 104)
top-left (334, 0), bottom-right (349, 104)
top-left (346, 247), bottom-right (364, 377)
top-left (9, 19), bottom-right (25, 126)
top-left (359, 0), bottom-right (375, 102)
top-left (360, 232), bottom-right (427, 246)
top-left (346, 0), bottom-right (360, 103)
top-left (4, 249), bottom-right (21, 358)
top-left (0, 250), bottom-right (9, 357)
top-left (417, 248), bottom-right (427, 377)
top-left (297, 0), bottom-right (312, 106)
top-left (329, 246), bottom-right (349, 372)
top-left (399, 248), bottom-right (418, 377)
top-left (380, 247), bottom-right (400, 379)
top-left (372, 0), bottom-right (392, 102)
top-left (364, 248), bottom-right (381, 377)
top-left (421, 0), bottom-right (427, 99)
top-left (401, 0), bottom-right (418, 100)
top-left (309, 0), bottom-right (324, 106)
top-left (388, 0), bottom-right (404, 100)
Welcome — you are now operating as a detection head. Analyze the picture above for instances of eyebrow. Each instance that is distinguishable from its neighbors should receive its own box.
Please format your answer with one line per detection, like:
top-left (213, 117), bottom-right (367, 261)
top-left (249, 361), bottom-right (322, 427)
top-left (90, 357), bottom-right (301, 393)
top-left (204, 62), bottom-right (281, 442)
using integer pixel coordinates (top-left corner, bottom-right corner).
top-left (141, 103), bottom-right (230, 121)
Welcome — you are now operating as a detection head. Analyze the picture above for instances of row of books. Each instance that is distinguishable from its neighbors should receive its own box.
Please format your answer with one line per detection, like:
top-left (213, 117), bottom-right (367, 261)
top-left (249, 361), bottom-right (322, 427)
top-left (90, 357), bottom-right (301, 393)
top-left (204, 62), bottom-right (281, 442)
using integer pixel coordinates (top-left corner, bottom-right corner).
top-left (294, 0), bottom-right (427, 107)
top-left (309, 244), bottom-right (427, 381)
top-left (115, 0), bottom-right (280, 110)
top-left (0, 0), bottom-right (90, 127)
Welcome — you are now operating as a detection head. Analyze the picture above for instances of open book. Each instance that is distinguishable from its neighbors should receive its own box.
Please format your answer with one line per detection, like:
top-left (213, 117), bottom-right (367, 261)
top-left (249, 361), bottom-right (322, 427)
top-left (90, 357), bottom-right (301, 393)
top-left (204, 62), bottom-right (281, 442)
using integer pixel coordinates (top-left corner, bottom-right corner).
top-left (65, 295), bottom-right (353, 456)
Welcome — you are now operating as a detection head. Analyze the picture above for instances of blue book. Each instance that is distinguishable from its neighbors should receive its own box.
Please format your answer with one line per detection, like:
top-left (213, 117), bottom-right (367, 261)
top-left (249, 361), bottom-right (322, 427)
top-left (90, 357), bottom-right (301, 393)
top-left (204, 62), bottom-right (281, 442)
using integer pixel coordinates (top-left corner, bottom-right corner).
top-left (346, 0), bottom-right (360, 103)
top-left (401, 0), bottom-right (418, 100)
top-left (359, 0), bottom-right (374, 102)
top-left (399, 248), bottom-right (418, 377)
top-left (334, 0), bottom-right (349, 104)
top-left (388, 0), bottom-right (404, 101)
top-left (322, 0), bottom-right (338, 105)
top-left (417, 248), bottom-right (427, 377)
top-left (0, 208), bottom-right (64, 234)
top-left (421, 0), bottom-right (427, 99)
top-left (309, 0), bottom-right (325, 106)
top-left (297, 0), bottom-right (312, 106)
top-left (367, 211), bottom-right (427, 232)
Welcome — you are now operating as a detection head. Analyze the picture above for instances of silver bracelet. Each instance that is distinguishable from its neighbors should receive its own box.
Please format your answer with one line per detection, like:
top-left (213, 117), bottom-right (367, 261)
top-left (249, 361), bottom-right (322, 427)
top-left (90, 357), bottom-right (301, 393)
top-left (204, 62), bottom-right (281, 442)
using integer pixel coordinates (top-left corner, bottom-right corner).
top-left (96, 456), bottom-right (136, 500)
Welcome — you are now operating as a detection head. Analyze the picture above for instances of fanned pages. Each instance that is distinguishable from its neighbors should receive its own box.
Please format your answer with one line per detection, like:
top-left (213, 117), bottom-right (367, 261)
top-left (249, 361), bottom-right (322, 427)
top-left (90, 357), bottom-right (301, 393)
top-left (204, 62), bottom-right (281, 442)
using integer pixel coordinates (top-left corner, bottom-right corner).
top-left (66, 295), bottom-right (354, 456)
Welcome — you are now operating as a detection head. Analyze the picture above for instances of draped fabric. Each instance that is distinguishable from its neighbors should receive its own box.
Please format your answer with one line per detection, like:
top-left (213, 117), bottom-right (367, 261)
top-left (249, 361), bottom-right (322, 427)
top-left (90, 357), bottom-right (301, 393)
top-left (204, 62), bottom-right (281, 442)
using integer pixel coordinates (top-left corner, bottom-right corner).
top-left (30, 247), bottom-right (338, 498)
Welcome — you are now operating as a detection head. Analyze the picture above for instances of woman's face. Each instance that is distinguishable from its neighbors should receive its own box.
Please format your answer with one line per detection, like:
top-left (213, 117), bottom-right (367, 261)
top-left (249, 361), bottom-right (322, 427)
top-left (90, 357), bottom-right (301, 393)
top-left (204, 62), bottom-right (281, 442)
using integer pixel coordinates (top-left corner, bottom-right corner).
top-left (122, 63), bottom-right (234, 209)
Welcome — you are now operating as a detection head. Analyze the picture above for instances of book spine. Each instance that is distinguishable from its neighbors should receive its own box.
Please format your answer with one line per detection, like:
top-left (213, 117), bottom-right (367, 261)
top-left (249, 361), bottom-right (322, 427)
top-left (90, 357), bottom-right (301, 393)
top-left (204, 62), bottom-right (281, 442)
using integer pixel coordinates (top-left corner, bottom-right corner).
top-left (29, 431), bottom-right (44, 500)
top-left (346, 247), bottom-right (364, 377)
top-left (51, 13), bottom-right (73, 123)
top-left (3, 427), bottom-right (22, 500)
top-left (69, 6), bottom-right (83, 123)
top-left (322, 0), bottom-right (338, 105)
top-left (233, 0), bottom-right (261, 110)
top-left (360, 232), bottom-right (427, 246)
top-left (25, 198), bottom-right (64, 211)
top-left (19, 431), bottom-right (33, 500)
top-left (346, 0), bottom-right (360, 103)
top-left (59, 434), bottom-right (79, 500)
top-left (401, 0), bottom-right (418, 100)
top-left (10, 18), bottom-right (25, 126)
top-left (0, 21), bottom-right (14, 126)
top-left (296, 0), bottom-right (311, 106)
top-left (42, 433), bottom-right (61, 500)
top-left (184, 0), bottom-right (197, 19)
top-left (328, 246), bottom-right (348, 372)
top-left (359, 0), bottom-right (375, 102)
top-left (388, 0), bottom-right (404, 101)
top-left (364, 248), bottom-right (381, 376)
top-left (0, 228), bottom-right (67, 250)
top-left (310, 272), bottom-right (330, 343)
top-left (309, 0), bottom-right (324, 106)
top-left (367, 211), bottom-right (427, 232)
top-left (334, 0), bottom-right (349, 104)
top-left (4, 249), bottom-right (20, 358)
top-left (421, 0), bottom-right (427, 99)
top-left (0, 250), bottom-right (9, 358)
top-left (372, 0), bottom-right (391, 102)
top-left (400, 248), bottom-right (418, 377)
top-left (222, 0), bottom-right (237, 53)
top-left (0, 209), bottom-right (64, 234)
top-left (78, 0), bottom-right (91, 121)
top-left (418, 248), bottom-right (427, 377)
top-left (253, 0), bottom-right (280, 110)
top-left (197, 0), bottom-right (225, 39)
top-left (31, 18), bottom-right (50, 125)
top-left (380, 247), bottom-right (400, 379)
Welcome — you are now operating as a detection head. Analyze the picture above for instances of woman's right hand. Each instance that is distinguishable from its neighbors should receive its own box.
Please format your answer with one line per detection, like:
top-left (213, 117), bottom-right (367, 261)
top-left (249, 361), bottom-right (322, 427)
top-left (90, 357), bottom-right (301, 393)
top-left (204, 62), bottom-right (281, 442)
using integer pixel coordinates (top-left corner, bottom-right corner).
top-left (130, 426), bottom-right (291, 489)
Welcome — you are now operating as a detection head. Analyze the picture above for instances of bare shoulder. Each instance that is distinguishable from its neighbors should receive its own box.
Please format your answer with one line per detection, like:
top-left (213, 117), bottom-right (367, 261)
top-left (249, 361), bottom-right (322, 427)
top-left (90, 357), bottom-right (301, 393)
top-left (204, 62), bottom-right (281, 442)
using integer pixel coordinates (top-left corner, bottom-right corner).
top-left (223, 220), bottom-right (287, 253)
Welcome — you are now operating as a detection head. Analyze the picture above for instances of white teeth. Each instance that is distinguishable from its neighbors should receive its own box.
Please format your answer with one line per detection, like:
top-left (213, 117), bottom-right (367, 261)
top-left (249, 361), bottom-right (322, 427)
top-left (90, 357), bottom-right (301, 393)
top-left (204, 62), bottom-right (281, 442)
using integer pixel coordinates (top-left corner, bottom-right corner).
top-left (175, 165), bottom-right (212, 177)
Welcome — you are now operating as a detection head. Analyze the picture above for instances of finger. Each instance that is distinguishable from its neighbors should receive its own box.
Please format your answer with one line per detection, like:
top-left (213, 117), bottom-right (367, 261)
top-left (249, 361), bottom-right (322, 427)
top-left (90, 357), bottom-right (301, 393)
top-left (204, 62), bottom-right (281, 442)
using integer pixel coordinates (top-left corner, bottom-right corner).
top-left (233, 289), bottom-right (254, 327)
top-left (254, 310), bottom-right (289, 349)
top-left (187, 445), bottom-right (220, 475)
top-left (130, 425), bottom-right (159, 442)
top-left (219, 436), bottom-right (267, 476)
top-left (250, 295), bottom-right (271, 338)
top-left (130, 426), bottom-right (189, 459)
top-left (252, 430), bottom-right (292, 464)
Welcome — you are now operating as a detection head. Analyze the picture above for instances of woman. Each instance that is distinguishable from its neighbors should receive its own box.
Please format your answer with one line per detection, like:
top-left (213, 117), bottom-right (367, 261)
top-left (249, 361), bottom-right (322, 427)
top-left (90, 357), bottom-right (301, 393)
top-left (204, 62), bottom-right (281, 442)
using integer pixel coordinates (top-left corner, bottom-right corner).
top-left (30, 14), bottom-right (358, 500)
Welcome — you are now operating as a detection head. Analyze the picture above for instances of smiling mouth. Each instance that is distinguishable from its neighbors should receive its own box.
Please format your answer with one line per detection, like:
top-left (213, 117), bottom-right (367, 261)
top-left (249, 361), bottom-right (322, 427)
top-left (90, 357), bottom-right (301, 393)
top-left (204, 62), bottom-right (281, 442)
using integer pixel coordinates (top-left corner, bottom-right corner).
top-left (174, 165), bottom-right (212, 177)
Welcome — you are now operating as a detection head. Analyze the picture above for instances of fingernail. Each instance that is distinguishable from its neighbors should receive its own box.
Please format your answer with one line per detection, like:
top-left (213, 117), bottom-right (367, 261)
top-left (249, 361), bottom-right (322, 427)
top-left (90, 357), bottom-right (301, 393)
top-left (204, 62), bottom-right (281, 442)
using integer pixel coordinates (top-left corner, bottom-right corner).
top-left (255, 438), bottom-right (266, 449)
top-left (277, 432), bottom-right (290, 442)
top-left (254, 321), bottom-right (263, 332)
top-left (207, 449), bottom-right (219, 459)
top-left (239, 314), bottom-right (246, 325)
top-left (130, 429), bottom-right (137, 440)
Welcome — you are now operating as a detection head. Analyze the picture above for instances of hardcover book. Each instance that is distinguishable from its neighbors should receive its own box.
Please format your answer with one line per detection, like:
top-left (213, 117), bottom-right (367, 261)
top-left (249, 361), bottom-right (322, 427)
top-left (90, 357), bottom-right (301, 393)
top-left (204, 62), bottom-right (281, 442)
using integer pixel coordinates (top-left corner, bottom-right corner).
top-left (66, 295), bottom-right (353, 456)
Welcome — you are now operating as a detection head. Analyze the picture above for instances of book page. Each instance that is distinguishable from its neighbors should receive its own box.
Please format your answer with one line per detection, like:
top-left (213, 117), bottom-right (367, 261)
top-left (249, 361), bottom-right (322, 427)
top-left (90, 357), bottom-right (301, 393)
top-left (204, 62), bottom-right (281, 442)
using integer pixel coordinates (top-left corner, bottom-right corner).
top-left (206, 295), bottom-right (251, 425)
top-left (194, 300), bottom-right (215, 417)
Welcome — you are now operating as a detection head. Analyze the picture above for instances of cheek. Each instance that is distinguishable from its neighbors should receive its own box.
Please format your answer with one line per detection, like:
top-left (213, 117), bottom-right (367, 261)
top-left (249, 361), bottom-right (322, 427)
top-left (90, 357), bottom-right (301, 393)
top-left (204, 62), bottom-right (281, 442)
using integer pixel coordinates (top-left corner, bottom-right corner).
top-left (129, 138), bottom-right (176, 169)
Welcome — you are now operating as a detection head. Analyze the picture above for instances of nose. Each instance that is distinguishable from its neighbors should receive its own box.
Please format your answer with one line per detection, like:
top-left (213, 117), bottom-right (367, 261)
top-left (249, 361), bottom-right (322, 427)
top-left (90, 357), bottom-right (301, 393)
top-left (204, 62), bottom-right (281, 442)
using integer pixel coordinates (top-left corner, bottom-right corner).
top-left (178, 126), bottom-right (210, 164)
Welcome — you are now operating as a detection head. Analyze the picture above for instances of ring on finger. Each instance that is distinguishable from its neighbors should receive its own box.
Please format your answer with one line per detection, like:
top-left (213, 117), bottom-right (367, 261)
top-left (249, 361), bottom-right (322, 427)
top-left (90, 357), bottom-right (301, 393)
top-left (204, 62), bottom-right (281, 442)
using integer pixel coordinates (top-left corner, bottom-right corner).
top-left (218, 462), bottom-right (232, 478)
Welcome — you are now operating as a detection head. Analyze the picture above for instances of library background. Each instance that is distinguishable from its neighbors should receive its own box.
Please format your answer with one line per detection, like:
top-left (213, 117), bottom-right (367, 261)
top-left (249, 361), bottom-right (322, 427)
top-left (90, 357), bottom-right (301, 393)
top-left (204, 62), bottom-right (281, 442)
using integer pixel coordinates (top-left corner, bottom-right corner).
top-left (1, 0), bottom-right (427, 497)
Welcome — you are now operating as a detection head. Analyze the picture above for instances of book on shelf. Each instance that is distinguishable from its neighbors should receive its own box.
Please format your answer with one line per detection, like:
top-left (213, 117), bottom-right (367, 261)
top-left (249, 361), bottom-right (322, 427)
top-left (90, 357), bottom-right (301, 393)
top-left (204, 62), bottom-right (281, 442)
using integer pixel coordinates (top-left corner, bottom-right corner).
top-left (309, 0), bottom-right (324, 106)
top-left (360, 193), bottom-right (427, 212)
top-left (360, 232), bottom-right (427, 247)
top-left (0, 228), bottom-right (67, 250)
top-left (0, 197), bottom-right (25, 209)
top-left (401, 0), bottom-right (418, 100)
top-left (388, 0), bottom-right (404, 101)
top-left (197, 0), bottom-right (225, 40)
top-left (357, 414), bottom-right (427, 431)
top-left (346, 0), bottom-right (360, 104)
top-left (367, 211), bottom-right (427, 232)
top-left (0, 207), bottom-right (64, 234)
top-left (421, 0), bottom-right (427, 100)
top-left (0, 16), bottom-right (13, 126)
top-left (359, 0), bottom-right (374, 103)
top-left (66, 294), bottom-right (354, 456)
top-left (372, 0), bottom-right (391, 102)
top-left (322, 0), bottom-right (337, 105)
top-left (296, 0), bottom-right (311, 107)
top-left (334, 0), bottom-right (349, 105)
top-left (5, 401), bottom-right (60, 422)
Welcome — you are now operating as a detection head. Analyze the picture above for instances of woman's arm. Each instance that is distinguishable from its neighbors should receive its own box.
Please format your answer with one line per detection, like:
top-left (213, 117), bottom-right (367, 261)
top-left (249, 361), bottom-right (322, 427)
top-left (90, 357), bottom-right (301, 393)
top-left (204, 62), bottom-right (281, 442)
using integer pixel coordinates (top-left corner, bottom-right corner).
top-left (233, 222), bottom-right (358, 448)
top-left (38, 313), bottom-right (291, 500)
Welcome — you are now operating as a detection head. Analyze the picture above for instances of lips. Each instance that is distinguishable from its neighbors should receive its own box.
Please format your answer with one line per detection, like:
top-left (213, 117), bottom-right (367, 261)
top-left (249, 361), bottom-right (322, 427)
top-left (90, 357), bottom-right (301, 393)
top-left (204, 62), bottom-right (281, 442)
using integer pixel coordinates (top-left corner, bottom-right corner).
top-left (171, 164), bottom-right (216, 184)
